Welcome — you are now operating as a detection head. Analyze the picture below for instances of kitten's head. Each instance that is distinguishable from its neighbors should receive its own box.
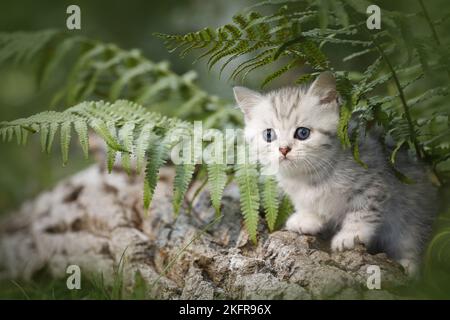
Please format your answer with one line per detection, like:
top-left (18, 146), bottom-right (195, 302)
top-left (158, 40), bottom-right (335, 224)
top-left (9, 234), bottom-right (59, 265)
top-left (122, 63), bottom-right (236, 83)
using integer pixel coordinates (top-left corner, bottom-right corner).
top-left (233, 72), bottom-right (341, 176)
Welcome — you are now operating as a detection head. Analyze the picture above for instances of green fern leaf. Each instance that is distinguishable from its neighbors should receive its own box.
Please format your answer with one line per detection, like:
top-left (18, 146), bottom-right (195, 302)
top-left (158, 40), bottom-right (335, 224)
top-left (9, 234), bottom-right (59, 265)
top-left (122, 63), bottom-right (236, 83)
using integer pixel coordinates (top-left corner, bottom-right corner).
top-left (109, 62), bottom-right (154, 101)
top-left (390, 139), bottom-right (406, 164)
top-left (295, 73), bottom-right (314, 85)
top-left (261, 58), bottom-right (301, 88)
top-left (298, 39), bottom-right (329, 70)
top-left (60, 121), bottom-right (72, 166)
top-left (338, 103), bottom-right (352, 149)
top-left (89, 118), bottom-right (125, 152)
top-left (74, 120), bottom-right (89, 159)
top-left (229, 48), bottom-right (276, 81)
top-left (20, 127), bottom-right (28, 145)
top-left (331, 0), bottom-right (349, 27)
top-left (0, 30), bottom-right (60, 65)
top-left (13, 125), bottom-right (22, 145)
top-left (135, 74), bottom-right (176, 105)
top-left (235, 160), bottom-right (260, 244)
top-left (119, 122), bottom-right (135, 174)
top-left (143, 137), bottom-right (170, 210)
top-left (275, 194), bottom-right (294, 230)
top-left (135, 123), bottom-right (155, 173)
top-left (207, 163), bottom-right (227, 215)
top-left (65, 45), bottom-right (107, 105)
top-left (6, 127), bottom-right (13, 142)
top-left (40, 36), bottom-right (81, 87)
top-left (261, 175), bottom-right (279, 232)
top-left (106, 121), bottom-right (118, 173)
top-left (47, 122), bottom-right (59, 153)
top-left (173, 163), bottom-right (196, 215)
top-left (39, 123), bottom-right (49, 153)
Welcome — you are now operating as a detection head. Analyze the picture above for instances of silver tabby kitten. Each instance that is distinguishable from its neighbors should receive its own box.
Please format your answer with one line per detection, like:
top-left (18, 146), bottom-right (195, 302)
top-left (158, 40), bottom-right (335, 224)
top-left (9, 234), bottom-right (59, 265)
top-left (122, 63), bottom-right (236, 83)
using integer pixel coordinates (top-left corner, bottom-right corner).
top-left (233, 72), bottom-right (436, 275)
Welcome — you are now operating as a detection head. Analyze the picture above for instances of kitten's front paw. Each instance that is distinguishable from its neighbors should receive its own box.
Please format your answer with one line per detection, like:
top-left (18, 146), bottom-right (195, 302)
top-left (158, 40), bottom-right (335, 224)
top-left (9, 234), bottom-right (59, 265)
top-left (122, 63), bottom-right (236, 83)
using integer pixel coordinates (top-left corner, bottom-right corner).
top-left (398, 259), bottom-right (419, 277)
top-left (285, 213), bottom-right (322, 235)
top-left (331, 229), bottom-right (368, 252)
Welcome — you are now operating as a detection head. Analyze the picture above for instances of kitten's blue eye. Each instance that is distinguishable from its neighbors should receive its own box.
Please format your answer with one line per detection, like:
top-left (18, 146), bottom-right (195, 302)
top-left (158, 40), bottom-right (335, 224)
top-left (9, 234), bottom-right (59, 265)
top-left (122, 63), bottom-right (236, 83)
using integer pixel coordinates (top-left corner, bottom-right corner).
top-left (294, 127), bottom-right (310, 140)
top-left (263, 129), bottom-right (276, 142)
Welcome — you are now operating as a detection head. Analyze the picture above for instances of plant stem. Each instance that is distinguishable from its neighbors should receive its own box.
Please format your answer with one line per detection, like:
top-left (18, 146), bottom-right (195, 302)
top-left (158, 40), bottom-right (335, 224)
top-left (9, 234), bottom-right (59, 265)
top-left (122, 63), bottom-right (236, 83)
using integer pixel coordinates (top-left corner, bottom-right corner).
top-left (417, 0), bottom-right (450, 79)
top-left (373, 39), bottom-right (423, 159)
top-left (186, 177), bottom-right (208, 215)
top-left (417, 0), bottom-right (441, 45)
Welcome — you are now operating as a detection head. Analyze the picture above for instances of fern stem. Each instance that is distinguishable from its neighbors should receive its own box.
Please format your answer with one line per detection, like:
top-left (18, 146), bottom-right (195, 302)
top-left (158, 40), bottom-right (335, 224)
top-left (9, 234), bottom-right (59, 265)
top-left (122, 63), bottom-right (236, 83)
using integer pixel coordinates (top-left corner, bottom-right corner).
top-left (373, 39), bottom-right (423, 160)
top-left (417, 0), bottom-right (450, 79)
top-left (417, 0), bottom-right (441, 46)
top-left (186, 177), bottom-right (209, 215)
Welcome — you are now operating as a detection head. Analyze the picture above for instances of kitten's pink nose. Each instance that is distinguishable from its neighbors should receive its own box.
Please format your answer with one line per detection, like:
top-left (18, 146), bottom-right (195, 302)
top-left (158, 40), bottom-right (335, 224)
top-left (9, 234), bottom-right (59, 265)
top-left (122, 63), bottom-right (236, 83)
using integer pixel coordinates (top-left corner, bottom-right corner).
top-left (279, 146), bottom-right (291, 157)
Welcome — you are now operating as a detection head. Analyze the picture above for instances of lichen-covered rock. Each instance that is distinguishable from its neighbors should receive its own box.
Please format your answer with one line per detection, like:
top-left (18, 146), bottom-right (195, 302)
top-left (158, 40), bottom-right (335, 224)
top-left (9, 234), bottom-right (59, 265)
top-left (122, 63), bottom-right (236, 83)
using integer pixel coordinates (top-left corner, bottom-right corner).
top-left (0, 165), bottom-right (408, 299)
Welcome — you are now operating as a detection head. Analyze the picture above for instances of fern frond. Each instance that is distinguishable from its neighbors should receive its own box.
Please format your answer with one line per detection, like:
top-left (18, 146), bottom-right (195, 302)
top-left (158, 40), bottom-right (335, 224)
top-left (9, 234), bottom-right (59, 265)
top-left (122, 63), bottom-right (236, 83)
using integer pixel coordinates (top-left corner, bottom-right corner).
top-left (39, 36), bottom-right (82, 87)
top-left (275, 194), bottom-right (294, 230)
top-left (60, 121), bottom-right (72, 166)
top-left (90, 118), bottom-right (125, 153)
top-left (156, 8), bottom-right (306, 80)
top-left (235, 158), bottom-right (260, 244)
top-left (0, 30), bottom-right (60, 65)
top-left (135, 123), bottom-right (155, 174)
top-left (143, 137), bottom-right (171, 210)
top-left (337, 101), bottom-right (352, 149)
top-left (0, 30), bottom-right (240, 135)
top-left (172, 124), bottom-right (197, 215)
top-left (39, 123), bottom-right (49, 152)
top-left (261, 175), bottom-right (279, 232)
top-left (74, 120), bottom-right (89, 159)
top-left (119, 122), bottom-right (136, 174)
top-left (0, 99), bottom-right (185, 178)
top-left (173, 163), bottom-right (196, 215)
top-left (0, 98), bottom-right (189, 212)
top-left (207, 163), bottom-right (228, 215)
top-left (229, 47), bottom-right (277, 80)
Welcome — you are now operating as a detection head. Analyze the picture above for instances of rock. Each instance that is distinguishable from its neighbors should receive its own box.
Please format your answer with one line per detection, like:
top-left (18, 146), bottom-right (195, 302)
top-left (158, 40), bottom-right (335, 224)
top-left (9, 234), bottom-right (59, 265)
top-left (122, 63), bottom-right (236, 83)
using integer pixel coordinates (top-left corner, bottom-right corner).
top-left (0, 165), bottom-right (408, 299)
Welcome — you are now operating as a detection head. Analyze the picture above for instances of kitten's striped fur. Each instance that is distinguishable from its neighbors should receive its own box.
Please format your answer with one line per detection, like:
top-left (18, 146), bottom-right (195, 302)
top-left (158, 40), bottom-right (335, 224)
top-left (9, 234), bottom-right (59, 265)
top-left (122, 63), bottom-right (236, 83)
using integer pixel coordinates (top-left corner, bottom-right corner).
top-left (234, 72), bottom-right (436, 275)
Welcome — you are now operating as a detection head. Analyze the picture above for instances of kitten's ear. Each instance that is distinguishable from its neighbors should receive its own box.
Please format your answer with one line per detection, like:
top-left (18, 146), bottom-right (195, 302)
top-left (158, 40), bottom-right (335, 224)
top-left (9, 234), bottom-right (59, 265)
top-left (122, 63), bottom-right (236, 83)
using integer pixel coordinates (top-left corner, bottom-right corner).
top-left (233, 86), bottom-right (262, 119)
top-left (307, 71), bottom-right (338, 105)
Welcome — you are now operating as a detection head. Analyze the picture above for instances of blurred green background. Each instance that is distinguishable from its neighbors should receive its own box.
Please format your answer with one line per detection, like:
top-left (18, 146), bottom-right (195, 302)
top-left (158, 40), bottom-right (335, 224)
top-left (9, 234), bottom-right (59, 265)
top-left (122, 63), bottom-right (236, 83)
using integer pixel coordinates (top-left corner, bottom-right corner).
top-left (0, 0), bottom-right (258, 214)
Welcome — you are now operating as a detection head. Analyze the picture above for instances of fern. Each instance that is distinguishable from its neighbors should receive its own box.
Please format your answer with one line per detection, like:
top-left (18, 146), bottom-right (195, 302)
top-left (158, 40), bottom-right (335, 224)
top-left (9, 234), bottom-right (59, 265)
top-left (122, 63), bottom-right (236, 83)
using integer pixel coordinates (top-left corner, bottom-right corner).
top-left (0, 100), bottom-right (182, 210)
top-left (172, 129), bottom-right (197, 215)
top-left (173, 162), bottom-right (196, 215)
top-left (0, 97), bottom-right (267, 242)
top-left (159, 0), bottom-right (450, 186)
top-left (275, 194), bottom-right (295, 230)
top-left (0, 30), bottom-right (274, 242)
top-left (0, 30), bottom-right (60, 65)
top-left (235, 156), bottom-right (260, 244)
top-left (118, 122), bottom-right (136, 174)
top-left (207, 163), bottom-right (228, 215)
top-left (60, 121), bottom-right (72, 166)
top-left (261, 175), bottom-right (279, 232)
top-left (157, 0), bottom-right (450, 272)
top-left (143, 137), bottom-right (171, 210)
top-left (156, 8), bottom-right (328, 85)
top-left (2, 0), bottom-right (450, 259)
top-left (135, 123), bottom-right (155, 174)
top-left (0, 30), bottom-right (241, 132)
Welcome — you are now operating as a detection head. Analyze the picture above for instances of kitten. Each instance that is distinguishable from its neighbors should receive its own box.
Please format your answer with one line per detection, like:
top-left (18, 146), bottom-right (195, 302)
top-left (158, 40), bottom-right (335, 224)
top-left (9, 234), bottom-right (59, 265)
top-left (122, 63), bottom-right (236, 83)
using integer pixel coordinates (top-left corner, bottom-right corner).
top-left (233, 72), bottom-right (436, 275)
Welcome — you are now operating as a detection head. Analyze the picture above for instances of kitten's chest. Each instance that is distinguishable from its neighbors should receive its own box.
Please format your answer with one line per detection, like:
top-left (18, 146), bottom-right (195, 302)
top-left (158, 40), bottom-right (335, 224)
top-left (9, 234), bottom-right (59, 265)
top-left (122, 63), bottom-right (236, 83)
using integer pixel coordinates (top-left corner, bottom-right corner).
top-left (278, 177), bottom-right (347, 220)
